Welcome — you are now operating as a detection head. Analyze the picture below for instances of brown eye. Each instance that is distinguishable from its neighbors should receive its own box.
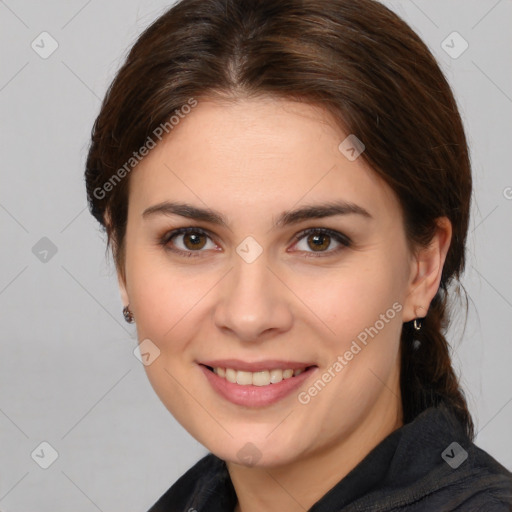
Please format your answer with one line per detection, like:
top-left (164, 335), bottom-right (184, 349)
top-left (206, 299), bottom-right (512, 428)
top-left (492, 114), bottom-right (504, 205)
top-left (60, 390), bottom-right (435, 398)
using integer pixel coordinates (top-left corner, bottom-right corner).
top-left (307, 232), bottom-right (331, 252)
top-left (160, 227), bottom-right (216, 257)
top-left (293, 228), bottom-right (351, 257)
top-left (182, 232), bottom-right (207, 250)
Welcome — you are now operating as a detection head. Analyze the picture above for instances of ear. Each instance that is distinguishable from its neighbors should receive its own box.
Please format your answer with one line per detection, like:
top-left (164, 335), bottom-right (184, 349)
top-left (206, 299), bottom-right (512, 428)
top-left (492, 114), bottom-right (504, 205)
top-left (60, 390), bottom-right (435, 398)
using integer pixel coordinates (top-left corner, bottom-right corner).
top-left (118, 270), bottom-right (129, 307)
top-left (402, 217), bottom-right (452, 323)
top-left (103, 209), bottom-right (130, 307)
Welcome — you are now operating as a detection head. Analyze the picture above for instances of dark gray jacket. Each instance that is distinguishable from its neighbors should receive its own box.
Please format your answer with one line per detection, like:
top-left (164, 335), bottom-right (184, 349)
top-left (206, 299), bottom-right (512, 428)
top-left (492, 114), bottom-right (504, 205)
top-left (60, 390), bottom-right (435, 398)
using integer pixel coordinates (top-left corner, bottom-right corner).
top-left (147, 404), bottom-right (512, 511)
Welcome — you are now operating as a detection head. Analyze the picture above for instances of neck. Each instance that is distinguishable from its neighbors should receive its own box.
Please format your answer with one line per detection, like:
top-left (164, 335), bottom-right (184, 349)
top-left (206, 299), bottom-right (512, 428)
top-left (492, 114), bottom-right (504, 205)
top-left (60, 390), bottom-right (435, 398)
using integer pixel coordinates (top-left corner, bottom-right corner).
top-left (227, 394), bottom-right (403, 512)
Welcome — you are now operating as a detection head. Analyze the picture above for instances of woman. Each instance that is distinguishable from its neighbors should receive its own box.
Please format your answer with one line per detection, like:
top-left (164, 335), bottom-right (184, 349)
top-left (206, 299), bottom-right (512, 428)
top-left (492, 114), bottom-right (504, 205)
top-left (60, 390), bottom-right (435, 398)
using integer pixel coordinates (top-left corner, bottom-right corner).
top-left (84, 0), bottom-right (512, 510)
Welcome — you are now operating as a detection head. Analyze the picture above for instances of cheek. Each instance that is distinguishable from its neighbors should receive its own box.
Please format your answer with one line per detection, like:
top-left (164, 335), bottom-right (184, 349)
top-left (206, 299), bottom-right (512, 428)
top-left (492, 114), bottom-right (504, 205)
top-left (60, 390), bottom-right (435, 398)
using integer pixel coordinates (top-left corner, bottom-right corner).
top-left (290, 262), bottom-right (403, 349)
top-left (300, 271), bottom-right (403, 428)
top-left (126, 247), bottom-right (185, 344)
top-left (127, 251), bottom-right (220, 360)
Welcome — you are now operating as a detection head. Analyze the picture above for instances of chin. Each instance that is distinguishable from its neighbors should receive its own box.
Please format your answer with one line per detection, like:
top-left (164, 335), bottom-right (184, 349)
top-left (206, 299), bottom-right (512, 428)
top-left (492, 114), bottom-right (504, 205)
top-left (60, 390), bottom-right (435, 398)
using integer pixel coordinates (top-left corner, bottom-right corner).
top-left (204, 431), bottom-right (309, 469)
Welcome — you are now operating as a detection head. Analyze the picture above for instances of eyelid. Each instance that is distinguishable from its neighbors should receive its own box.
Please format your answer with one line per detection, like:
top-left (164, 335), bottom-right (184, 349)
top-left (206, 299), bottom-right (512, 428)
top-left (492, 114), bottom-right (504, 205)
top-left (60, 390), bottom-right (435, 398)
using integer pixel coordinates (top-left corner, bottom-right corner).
top-left (159, 226), bottom-right (351, 257)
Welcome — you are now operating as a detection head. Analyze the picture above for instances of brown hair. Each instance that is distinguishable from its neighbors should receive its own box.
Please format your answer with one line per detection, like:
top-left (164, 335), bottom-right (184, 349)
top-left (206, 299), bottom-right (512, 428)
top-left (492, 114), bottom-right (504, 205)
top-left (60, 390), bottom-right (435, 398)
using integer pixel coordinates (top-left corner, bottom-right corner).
top-left (85, 0), bottom-right (474, 438)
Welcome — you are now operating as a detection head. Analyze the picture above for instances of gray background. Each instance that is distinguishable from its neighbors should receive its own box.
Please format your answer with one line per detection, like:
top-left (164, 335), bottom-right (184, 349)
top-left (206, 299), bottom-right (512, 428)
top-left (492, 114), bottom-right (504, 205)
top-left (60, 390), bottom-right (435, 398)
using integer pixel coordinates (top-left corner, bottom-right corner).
top-left (0, 0), bottom-right (511, 510)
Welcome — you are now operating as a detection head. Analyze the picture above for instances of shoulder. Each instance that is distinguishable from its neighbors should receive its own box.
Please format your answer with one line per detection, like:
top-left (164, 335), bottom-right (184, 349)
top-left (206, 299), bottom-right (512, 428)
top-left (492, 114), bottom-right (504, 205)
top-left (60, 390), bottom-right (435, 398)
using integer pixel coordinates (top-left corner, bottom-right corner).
top-left (399, 419), bottom-right (512, 511)
top-left (455, 442), bottom-right (512, 510)
top-left (349, 404), bottom-right (512, 511)
top-left (416, 406), bottom-right (512, 511)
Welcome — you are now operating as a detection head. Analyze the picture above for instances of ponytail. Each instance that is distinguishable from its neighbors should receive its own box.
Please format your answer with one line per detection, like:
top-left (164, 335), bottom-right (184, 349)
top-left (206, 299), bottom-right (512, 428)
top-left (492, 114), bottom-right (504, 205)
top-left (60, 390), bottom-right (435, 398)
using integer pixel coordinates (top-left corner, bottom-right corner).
top-left (400, 287), bottom-right (474, 439)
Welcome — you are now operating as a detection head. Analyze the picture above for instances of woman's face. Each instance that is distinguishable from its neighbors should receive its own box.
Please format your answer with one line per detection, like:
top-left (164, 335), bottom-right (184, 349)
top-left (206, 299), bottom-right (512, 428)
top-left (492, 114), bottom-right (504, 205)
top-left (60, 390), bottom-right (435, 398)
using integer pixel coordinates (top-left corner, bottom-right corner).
top-left (119, 97), bottom-right (423, 467)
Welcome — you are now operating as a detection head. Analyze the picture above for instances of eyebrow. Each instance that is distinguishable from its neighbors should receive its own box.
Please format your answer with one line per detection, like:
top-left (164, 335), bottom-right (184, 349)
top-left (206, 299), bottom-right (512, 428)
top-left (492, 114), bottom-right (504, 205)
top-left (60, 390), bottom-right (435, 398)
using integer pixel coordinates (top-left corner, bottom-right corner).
top-left (142, 200), bottom-right (372, 229)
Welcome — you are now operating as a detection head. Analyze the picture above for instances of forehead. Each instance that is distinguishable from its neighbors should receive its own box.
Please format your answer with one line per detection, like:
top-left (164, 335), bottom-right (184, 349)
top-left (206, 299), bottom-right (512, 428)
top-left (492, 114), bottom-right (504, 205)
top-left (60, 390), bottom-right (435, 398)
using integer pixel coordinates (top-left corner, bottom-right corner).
top-left (128, 97), bottom-right (400, 226)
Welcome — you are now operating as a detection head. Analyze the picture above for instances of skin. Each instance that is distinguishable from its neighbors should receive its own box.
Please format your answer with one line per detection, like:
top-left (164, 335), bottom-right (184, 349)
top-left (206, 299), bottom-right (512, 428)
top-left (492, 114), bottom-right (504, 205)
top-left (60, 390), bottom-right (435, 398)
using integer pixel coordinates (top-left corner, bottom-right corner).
top-left (116, 96), bottom-right (452, 512)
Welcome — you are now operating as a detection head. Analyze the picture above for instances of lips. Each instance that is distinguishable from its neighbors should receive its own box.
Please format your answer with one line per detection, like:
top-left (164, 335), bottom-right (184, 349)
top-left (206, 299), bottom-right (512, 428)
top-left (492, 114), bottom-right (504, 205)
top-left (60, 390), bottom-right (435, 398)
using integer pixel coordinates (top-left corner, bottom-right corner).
top-left (197, 359), bottom-right (319, 407)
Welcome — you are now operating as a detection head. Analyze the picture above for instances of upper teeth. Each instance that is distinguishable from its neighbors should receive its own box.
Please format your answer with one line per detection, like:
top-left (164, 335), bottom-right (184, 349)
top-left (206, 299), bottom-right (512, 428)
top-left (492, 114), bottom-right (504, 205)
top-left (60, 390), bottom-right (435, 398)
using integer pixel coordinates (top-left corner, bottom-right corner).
top-left (213, 367), bottom-right (306, 386)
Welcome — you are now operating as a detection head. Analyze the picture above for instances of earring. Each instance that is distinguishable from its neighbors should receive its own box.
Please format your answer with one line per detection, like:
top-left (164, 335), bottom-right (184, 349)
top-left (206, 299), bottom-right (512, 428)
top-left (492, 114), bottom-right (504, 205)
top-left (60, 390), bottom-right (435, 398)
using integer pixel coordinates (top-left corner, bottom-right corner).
top-left (411, 306), bottom-right (424, 350)
top-left (413, 305), bottom-right (425, 331)
top-left (123, 305), bottom-right (135, 323)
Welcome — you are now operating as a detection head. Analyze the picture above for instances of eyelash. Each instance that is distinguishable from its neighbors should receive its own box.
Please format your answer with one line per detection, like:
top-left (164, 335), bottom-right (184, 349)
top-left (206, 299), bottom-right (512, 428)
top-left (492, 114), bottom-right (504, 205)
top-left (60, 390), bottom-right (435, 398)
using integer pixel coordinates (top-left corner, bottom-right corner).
top-left (159, 227), bottom-right (352, 258)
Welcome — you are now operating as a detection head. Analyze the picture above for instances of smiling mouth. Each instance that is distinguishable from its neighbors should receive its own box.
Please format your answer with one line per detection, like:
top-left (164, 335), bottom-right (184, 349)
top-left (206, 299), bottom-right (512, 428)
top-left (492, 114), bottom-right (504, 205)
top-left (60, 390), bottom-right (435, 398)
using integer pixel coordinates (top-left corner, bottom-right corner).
top-left (202, 365), bottom-right (317, 386)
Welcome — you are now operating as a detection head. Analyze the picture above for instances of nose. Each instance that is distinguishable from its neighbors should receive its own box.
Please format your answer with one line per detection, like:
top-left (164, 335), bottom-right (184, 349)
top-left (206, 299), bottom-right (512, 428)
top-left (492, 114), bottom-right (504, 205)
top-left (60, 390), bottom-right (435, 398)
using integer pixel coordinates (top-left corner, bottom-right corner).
top-left (213, 253), bottom-right (293, 343)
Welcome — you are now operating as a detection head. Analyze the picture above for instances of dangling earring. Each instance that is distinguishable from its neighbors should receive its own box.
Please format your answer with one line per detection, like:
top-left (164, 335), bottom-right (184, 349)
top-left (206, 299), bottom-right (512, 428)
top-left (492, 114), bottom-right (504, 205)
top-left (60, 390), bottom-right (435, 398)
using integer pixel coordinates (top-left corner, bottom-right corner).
top-left (412, 306), bottom-right (425, 350)
top-left (413, 305), bottom-right (425, 331)
top-left (123, 305), bottom-right (135, 323)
